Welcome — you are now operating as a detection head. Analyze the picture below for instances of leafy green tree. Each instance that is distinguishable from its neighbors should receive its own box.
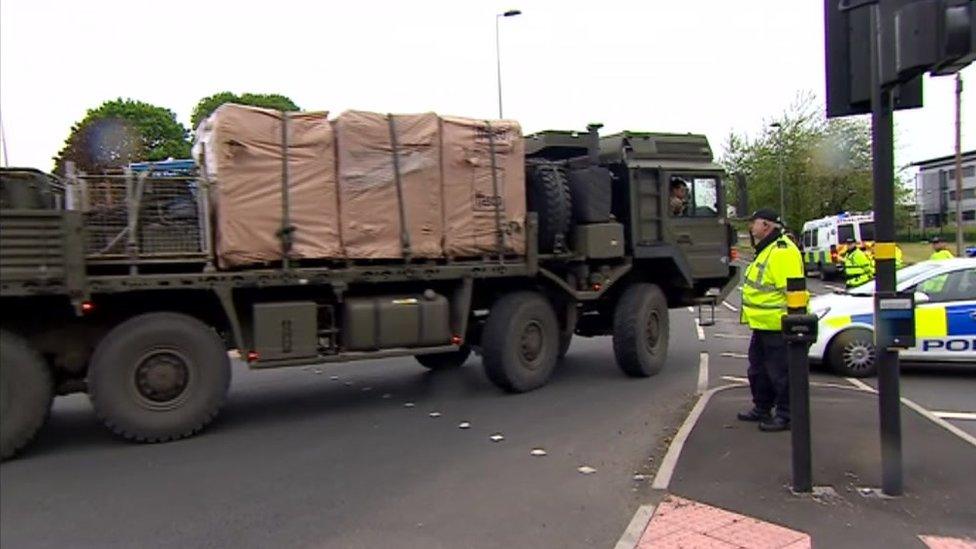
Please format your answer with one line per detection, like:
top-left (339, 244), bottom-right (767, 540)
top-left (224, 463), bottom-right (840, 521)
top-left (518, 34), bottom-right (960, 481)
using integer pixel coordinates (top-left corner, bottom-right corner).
top-left (53, 99), bottom-right (190, 174)
top-left (720, 93), bottom-right (911, 233)
top-left (190, 92), bottom-right (300, 129)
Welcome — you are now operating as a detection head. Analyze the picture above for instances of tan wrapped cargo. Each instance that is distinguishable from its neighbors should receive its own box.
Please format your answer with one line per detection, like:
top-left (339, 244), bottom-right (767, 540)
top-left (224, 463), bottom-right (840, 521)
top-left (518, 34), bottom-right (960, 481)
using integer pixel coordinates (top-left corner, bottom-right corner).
top-left (441, 116), bottom-right (526, 257)
top-left (334, 111), bottom-right (442, 258)
top-left (196, 104), bottom-right (341, 268)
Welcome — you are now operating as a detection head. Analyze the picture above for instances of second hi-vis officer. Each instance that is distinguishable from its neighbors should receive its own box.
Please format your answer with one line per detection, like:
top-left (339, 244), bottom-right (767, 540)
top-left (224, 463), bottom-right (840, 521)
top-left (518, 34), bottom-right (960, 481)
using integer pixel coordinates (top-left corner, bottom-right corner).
top-left (739, 209), bottom-right (805, 432)
top-left (843, 238), bottom-right (874, 288)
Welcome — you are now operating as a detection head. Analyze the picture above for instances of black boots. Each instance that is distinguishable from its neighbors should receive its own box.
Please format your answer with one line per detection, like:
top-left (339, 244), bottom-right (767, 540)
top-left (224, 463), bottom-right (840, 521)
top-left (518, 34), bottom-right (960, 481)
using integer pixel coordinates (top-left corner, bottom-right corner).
top-left (736, 408), bottom-right (772, 422)
top-left (758, 416), bottom-right (791, 432)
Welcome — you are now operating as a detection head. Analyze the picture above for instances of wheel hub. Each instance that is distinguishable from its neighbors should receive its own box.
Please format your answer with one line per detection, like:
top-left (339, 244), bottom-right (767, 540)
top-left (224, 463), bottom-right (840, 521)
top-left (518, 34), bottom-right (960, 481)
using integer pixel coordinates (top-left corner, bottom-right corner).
top-left (519, 321), bottom-right (544, 367)
top-left (843, 341), bottom-right (875, 371)
top-left (134, 350), bottom-right (190, 403)
top-left (644, 311), bottom-right (661, 353)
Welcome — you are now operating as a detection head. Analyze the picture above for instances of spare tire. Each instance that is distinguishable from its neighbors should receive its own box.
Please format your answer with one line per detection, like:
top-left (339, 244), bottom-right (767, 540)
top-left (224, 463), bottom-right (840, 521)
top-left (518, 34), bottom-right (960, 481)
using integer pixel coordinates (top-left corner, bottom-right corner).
top-left (527, 162), bottom-right (572, 252)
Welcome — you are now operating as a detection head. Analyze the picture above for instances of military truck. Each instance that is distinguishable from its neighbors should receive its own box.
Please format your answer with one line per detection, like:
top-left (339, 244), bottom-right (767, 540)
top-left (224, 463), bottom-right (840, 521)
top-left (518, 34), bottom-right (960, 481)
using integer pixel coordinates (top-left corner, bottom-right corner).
top-left (0, 124), bottom-right (738, 459)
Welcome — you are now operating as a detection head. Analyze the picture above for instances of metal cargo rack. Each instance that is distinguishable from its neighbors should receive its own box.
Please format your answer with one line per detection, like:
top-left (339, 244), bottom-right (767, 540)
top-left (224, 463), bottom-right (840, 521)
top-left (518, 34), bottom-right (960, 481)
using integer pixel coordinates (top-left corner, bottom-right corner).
top-left (65, 164), bottom-right (212, 268)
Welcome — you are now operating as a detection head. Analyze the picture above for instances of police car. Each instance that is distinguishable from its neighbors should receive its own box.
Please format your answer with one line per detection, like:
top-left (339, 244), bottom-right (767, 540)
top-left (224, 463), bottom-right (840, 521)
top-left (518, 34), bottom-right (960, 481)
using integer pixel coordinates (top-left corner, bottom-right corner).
top-left (809, 258), bottom-right (976, 377)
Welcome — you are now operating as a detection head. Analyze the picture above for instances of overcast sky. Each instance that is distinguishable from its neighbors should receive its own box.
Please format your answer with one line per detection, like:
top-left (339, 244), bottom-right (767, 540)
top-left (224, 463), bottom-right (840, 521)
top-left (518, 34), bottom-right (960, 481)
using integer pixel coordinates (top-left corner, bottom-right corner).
top-left (1, 0), bottom-right (972, 173)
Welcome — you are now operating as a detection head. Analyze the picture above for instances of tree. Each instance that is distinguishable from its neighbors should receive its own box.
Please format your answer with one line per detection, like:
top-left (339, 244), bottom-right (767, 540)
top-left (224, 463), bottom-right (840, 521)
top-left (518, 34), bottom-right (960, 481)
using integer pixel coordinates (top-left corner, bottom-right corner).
top-left (190, 92), bottom-right (300, 129)
top-left (53, 99), bottom-right (190, 174)
top-left (719, 93), bottom-right (911, 232)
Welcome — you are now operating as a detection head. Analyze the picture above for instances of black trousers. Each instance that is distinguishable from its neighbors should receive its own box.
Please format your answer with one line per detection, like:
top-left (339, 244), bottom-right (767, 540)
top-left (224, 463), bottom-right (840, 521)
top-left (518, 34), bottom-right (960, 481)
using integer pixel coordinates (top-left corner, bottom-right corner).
top-left (747, 330), bottom-right (790, 420)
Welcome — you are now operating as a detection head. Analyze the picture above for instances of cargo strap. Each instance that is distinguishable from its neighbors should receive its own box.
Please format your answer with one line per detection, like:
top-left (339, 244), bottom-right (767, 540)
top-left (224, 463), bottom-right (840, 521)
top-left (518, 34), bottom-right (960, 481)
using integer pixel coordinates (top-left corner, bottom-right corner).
top-left (278, 112), bottom-right (294, 268)
top-left (387, 114), bottom-right (412, 259)
top-left (485, 120), bottom-right (505, 260)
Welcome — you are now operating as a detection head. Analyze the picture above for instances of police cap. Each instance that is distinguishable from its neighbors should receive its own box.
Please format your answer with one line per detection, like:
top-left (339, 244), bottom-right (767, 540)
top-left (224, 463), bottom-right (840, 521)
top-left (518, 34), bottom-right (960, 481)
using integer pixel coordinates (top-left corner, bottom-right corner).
top-left (748, 208), bottom-right (781, 224)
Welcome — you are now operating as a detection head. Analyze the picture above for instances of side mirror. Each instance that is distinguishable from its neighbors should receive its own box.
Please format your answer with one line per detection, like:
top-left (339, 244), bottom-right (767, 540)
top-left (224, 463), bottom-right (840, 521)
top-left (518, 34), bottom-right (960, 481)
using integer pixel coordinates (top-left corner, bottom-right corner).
top-left (914, 291), bottom-right (930, 304)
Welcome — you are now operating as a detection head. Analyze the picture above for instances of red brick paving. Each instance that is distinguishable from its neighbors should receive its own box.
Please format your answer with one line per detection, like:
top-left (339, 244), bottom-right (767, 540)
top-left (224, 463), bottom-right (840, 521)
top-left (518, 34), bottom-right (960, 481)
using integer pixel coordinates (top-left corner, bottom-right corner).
top-left (919, 535), bottom-right (976, 549)
top-left (637, 496), bottom-right (810, 549)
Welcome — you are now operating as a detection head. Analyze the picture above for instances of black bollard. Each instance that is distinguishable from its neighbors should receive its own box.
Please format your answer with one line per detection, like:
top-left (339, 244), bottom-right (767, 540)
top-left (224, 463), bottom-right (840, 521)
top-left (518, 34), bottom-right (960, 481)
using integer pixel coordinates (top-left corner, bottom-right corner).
top-left (782, 277), bottom-right (817, 493)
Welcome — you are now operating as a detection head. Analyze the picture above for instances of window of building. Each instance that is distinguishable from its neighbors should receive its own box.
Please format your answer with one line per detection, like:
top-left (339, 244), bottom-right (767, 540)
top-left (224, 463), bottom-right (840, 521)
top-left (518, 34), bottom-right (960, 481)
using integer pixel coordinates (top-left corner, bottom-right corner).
top-left (948, 188), bottom-right (976, 201)
top-left (964, 210), bottom-right (975, 221)
top-left (947, 166), bottom-right (976, 179)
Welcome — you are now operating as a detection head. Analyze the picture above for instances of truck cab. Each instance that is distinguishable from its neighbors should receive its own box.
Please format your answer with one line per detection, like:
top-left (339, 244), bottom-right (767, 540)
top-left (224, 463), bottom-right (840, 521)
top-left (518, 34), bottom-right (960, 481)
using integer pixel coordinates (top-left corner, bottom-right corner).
top-left (525, 128), bottom-right (738, 305)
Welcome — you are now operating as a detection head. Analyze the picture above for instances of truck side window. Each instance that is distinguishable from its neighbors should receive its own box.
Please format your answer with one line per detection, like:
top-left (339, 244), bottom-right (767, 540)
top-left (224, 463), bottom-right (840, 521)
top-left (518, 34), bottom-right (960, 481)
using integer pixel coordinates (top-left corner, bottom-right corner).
top-left (670, 176), bottom-right (719, 217)
top-left (691, 177), bottom-right (719, 217)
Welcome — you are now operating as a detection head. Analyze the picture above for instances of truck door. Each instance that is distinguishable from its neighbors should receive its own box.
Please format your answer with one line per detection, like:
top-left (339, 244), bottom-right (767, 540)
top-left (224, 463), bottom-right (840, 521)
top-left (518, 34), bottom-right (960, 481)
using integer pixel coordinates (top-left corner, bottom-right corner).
top-left (666, 173), bottom-right (729, 278)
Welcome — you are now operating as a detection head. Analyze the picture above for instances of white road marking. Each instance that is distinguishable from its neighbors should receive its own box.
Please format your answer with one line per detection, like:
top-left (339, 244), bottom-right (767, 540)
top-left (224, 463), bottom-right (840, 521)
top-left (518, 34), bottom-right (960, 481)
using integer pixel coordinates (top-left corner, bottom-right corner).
top-left (695, 322), bottom-right (705, 341)
top-left (846, 378), bottom-right (976, 448)
top-left (686, 306), bottom-right (694, 313)
top-left (614, 504), bottom-right (656, 549)
top-left (652, 383), bottom-right (743, 490)
top-left (721, 375), bottom-right (748, 384)
top-left (720, 352), bottom-right (749, 359)
top-left (713, 333), bottom-right (751, 340)
top-left (845, 377), bottom-right (876, 392)
top-left (901, 399), bottom-right (976, 448)
top-left (932, 411), bottom-right (976, 421)
top-left (721, 301), bottom-right (739, 312)
top-left (697, 353), bottom-right (709, 394)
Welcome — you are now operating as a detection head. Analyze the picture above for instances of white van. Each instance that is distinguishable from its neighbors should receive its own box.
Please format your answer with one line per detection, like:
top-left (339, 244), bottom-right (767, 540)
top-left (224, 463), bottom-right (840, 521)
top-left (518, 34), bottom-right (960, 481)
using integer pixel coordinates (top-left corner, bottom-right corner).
top-left (800, 212), bottom-right (875, 279)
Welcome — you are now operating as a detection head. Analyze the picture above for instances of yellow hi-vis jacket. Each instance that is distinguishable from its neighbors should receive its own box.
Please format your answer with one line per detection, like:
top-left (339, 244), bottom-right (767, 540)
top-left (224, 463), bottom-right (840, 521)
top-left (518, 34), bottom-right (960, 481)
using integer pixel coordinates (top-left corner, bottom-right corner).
top-left (869, 244), bottom-right (904, 269)
top-left (844, 247), bottom-right (874, 287)
top-left (741, 234), bottom-right (805, 331)
top-left (930, 249), bottom-right (955, 261)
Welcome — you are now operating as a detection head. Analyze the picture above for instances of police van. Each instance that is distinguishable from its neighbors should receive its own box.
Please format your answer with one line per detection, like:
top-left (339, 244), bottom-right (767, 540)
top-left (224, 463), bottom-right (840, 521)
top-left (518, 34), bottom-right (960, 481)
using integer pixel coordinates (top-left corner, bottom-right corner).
top-left (808, 258), bottom-right (976, 377)
top-left (800, 212), bottom-right (874, 280)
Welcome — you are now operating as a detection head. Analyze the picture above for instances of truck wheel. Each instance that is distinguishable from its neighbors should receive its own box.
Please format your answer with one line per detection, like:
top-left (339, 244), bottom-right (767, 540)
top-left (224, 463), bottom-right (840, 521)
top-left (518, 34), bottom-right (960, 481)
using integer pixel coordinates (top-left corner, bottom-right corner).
top-left (1, 331), bottom-right (54, 460)
top-left (557, 333), bottom-right (572, 359)
top-left (613, 283), bottom-right (669, 377)
top-left (415, 346), bottom-right (472, 371)
top-left (527, 162), bottom-right (572, 252)
top-left (88, 312), bottom-right (231, 443)
top-left (482, 291), bottom-right (559, 393)
top-left (827, 328), bottom-right (877, 377)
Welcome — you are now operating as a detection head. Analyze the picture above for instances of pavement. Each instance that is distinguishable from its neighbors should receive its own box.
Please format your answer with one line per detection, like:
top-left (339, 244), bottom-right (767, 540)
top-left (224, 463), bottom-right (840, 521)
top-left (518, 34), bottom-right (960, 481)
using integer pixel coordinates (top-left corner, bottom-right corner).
top-left (619, 274), bottom-right (976, 549)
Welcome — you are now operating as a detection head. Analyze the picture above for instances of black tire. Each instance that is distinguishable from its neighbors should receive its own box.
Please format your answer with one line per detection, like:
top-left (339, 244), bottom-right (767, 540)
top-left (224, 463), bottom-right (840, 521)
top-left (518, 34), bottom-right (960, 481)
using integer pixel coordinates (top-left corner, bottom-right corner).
top-left (613, 283), bottom-right (670, 377)
top-left (482, 291), bottom-right (559, 393)
top-left (827, 328), bottom-right (877, 377)
top-left (1, 331), bottom-right (53, 460)
top-left (88, 312), bottom-right (231, 443)
top-left (526, 162), bottom-right (572, 252)
top-left (557, 332), bottom-right (572, 359)
top-left (415, 346), bottom-right (472, 371)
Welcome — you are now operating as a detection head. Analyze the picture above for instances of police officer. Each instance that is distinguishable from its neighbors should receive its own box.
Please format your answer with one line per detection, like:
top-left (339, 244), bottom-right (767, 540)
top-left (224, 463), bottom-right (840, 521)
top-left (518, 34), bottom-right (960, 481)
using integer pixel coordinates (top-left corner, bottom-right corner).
top-left (843, 238), bottom-right (874, 288)
top-left (929, 237), bottom-right (955, 260)
top-left (738, 209), bottom-right (804, 432)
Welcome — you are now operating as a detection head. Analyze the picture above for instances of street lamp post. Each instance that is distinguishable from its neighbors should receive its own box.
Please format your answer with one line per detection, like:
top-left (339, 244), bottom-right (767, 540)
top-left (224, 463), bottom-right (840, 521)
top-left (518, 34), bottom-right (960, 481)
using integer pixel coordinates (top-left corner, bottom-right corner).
top-left (770, 122), bottom-right (785, 220)
top-left (496, 9), bottom-right (521, 119)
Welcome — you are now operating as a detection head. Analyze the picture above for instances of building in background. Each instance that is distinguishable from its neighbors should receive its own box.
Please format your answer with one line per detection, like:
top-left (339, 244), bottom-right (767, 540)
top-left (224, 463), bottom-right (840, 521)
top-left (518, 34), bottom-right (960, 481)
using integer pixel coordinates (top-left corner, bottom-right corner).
top-left (914, 150), bottom-right (976, 230)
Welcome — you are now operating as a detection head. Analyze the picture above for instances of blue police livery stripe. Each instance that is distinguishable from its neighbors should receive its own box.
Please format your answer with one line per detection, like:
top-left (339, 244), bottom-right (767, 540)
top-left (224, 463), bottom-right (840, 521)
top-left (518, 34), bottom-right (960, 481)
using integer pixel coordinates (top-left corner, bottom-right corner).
top-left (851, 313), bottom-right (874, 325)
top-left (945, 304), bottom-right (976, 336)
